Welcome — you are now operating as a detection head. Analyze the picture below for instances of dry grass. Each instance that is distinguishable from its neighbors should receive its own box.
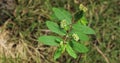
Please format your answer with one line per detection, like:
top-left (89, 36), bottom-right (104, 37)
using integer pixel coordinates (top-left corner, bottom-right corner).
top-left (0, 28), bottom-right (58, 63)
top-left (0, 27), bottom-right (56, 63)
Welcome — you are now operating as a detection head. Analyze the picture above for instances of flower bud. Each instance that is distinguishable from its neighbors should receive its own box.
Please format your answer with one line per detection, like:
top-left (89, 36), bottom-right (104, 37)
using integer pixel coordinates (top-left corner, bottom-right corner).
top-left (60, 41), bottom-right (64, 46)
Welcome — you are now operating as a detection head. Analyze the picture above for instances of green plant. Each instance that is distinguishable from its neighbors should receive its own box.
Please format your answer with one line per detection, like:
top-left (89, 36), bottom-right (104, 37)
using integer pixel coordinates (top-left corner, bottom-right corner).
top-left (38, 4), bottom-right (95, 60)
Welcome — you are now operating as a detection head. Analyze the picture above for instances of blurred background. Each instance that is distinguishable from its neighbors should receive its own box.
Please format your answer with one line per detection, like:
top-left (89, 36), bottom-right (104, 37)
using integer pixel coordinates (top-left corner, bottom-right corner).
top-left (0, 0), bottom-right (120, 63)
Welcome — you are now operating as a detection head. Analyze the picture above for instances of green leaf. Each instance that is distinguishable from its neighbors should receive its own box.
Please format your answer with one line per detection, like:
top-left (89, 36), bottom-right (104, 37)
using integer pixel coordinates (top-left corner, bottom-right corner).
top-left (38, 36), bottom-right (62, 46)
top-left (66, 43), bottom-right (77, 58)
top-left (80, 16), bottom-right (88, 25)
top-left (74, 10), bottom-right (84, 21)
top-left (71, 41), bottom-right (89, 53)
top-left (54, 47), bottom-right (62, 60)
top-left (50, 13), bottom-right (58, 21)
top-left (46, 21), bottom-right (66, 36)
top-left (72, 22), bottom-right (95, 34)
top-left (78, 33), bottom-right (89, 41)
top-left (54, 46), bottom-right (66, 60)
top-left (52, 7), bottom-right (72, 25)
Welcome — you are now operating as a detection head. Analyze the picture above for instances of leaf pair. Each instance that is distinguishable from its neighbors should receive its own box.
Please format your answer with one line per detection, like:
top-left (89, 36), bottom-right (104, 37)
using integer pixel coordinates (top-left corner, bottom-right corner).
top-left (66, 41), bottom-right (89, 59)
top-left (46, 7), bottom-right (73, 36)
top-left (54, 41), bottom-right (89, 60)
top-left (54, 43), bottom-right (77, 60)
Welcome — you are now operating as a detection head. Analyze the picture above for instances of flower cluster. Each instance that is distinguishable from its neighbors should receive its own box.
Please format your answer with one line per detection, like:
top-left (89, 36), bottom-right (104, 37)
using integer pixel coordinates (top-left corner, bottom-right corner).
top-left (72, 33), bottom-right (79, 41)
top-left (60, 20), bottom-right (67, 28)
top-left (79, 4), bottom-right (88, 12)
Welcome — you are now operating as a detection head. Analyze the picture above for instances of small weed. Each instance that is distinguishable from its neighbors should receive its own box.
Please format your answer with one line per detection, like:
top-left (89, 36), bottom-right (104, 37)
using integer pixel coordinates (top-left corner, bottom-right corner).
top-left (38, 4), bottom-right (95, 60)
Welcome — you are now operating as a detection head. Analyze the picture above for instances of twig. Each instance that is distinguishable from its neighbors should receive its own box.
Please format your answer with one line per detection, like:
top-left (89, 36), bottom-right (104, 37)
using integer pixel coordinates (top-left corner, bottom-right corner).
top-left (40, 29), bottom-right (51, 35)
top-left (40, 29), bottom-right (51, 32)
top-left (94, 44), bottom-right (110, 63)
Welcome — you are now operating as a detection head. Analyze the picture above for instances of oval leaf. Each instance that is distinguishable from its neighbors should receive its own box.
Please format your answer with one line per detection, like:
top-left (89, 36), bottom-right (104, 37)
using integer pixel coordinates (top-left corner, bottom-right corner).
top-left (52, 8), bottom-right (72, 25)
top-left (54, 46), bottom-right (65, 60)
top-left (54, 47), bottom-right (62, 60)
top-left (38, 36), bottom-right (62, 46)
top-left (66, 43), bottom-right (77, 58)
top-left (72, 22), bottom-right (95, 34)
top-left (71, 41), bottom-right (89, 53)
top-left (46, 21), bottom-right (66, 36)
